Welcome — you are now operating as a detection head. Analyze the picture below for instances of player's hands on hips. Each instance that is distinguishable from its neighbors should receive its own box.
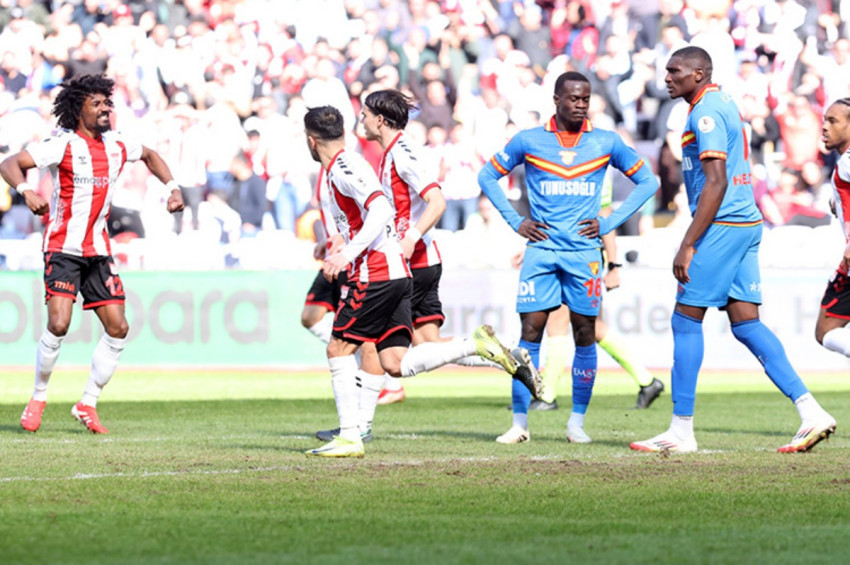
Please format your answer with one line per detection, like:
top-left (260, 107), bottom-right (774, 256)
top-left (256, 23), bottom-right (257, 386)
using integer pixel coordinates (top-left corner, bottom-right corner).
top-left (517, 218), bottom-right (549, 242)
top-left (673, 244), bottom-right (695, 284)
top-left (323, 251), bottom-right (348, 281)
top-left (166, 189), bottom-right (184, 213)
top-left (23, 191), bottom-right (49, 216)
top-left (577, 218), bottom-right (600, 238)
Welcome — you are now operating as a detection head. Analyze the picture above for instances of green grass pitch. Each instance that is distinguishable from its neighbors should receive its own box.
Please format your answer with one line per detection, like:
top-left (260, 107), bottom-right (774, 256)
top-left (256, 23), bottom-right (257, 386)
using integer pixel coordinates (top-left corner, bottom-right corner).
top-left (1, 368), bottom-right (849, 565)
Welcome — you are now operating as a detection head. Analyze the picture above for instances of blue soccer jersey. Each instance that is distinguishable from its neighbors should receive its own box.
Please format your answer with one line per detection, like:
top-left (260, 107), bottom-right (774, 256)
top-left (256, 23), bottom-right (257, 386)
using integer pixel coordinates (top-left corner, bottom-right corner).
top-left (681, 84), bottom-right (762, 224)
top-left (479, 117), bottom-right (656, 251)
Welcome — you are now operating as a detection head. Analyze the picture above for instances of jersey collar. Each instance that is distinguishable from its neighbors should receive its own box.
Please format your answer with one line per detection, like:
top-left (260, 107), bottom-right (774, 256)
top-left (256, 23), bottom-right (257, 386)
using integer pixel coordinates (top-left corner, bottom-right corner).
top-left (326, 148), bottom-right (345, 173)
top-left (688, 83), bottom-right (720, 113)
top-left (545, 116), bottom-right (592, 148)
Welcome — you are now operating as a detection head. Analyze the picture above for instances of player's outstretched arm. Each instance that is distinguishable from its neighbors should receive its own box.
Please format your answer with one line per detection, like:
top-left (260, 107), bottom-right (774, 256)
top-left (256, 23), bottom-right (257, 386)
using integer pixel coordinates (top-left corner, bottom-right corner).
top-left (0, 151), bottom-right (48, 216)
top-left (140, 145), bottom-right (184, 214)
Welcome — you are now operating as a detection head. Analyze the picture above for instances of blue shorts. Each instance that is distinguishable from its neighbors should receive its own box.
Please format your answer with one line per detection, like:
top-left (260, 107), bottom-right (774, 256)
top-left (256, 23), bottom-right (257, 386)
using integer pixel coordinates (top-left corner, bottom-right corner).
top-left (676, 222), bottom-right (763, 308)
top-left (517, 246), bottom-right (603, 316)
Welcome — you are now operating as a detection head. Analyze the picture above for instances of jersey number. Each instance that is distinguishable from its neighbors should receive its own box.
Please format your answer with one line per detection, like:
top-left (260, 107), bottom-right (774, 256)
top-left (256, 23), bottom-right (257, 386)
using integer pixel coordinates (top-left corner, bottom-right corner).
top-left (583, 278), bottom-right (602, 297)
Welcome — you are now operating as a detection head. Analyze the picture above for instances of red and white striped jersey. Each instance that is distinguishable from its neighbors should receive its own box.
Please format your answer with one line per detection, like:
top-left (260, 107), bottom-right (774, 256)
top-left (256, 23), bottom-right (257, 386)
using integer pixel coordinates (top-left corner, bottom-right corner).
top-left (27, 129), bottom-right (142, 257)
top-left (832, 148), bottom-right (850, 273)
top-left (314, 167), bottom-right (341, 252)
top-left (379, 131), bottom-right (442, 269)
top-left (321, 149), bottom-right (410, 283)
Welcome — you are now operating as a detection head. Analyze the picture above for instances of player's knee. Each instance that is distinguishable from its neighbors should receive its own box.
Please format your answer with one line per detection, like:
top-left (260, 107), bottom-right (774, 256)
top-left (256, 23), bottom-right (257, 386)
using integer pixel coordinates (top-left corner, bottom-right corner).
top-left (814, 325), bottom-right (827, 345)
top-left (47, 319), bottom-right (70, 337)
top-left (382, 360), bottom-right (402, 378)
top-left (301, 307), bottom-right (324, 329)
top-left (107, 320), bottom-right (129, 339)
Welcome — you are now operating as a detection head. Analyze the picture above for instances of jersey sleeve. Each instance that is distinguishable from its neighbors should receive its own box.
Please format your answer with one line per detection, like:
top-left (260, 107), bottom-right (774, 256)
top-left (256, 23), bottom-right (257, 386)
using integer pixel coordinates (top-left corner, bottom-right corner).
top-left (608, 134), bottom-right (645, 178)
top-left (692, 107), bottom-right (728, 161)
top-left (478, 133), bottom-right (526, 231)
top-left (25, 134), bottom-right (70, 169)
top-left (115, 131), bottom-right (143, 161)
top-left (393, 137), bottom-right (440, 197)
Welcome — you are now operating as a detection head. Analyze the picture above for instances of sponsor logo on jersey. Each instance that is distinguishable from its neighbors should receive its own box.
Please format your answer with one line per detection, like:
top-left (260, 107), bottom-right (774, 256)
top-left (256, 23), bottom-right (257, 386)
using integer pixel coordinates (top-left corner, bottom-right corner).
top-left (589, 261), bottom-right (600, 276)
top-left (540, 180), bottom-right (596, 196)
top-left (698, 116), bottom-right (715, 133)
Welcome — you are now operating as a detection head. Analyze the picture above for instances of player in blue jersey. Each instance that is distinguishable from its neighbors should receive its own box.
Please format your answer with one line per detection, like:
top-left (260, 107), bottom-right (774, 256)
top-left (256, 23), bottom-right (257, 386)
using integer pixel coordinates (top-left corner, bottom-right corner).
top-left (479, 71), bottom-right (658, 444)
top-left (630, 46), bottom-right (836, 454)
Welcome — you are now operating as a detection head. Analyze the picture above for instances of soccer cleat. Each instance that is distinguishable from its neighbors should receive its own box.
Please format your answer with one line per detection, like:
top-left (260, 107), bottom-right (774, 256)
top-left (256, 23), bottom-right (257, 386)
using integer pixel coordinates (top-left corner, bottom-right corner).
top-left (496, 425), bottom-right (530, 444)
top-left (305, 437), bottom-right (365, 458)
top-left (377, 386), bottom-right (406, 405)
top-left (629, 430), bottom-right (697, 453)
top-left (635, 378), bottom-right (665, 409)
top-left (21, 399), bottom-right (46, 432)
top-left (566, 425), bottom-right (592, 444)
top-left (511, 346), bottom-right (543, 400)
top-left (315, 427), bottom-right (373, 443)
top-left (71, 402), bottom-right (108, 434)
top-left (472, 325), bottom-right (517, 374)
top-left (529, 398), bottom-right (559, 411)
top-left (777, 416), bottom-right (837, 453)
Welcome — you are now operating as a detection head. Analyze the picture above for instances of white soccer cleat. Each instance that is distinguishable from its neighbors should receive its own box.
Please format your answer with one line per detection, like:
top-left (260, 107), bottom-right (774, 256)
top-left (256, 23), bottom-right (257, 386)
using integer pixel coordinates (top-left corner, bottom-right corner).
top-left (496, 425), bottom-right (530, 444)
top-left (777, 414), bottom-right (837, 453)
top-left (630, 430), bottom-right (698, 453)
top-left (566, 424), bottom-right (592, 444)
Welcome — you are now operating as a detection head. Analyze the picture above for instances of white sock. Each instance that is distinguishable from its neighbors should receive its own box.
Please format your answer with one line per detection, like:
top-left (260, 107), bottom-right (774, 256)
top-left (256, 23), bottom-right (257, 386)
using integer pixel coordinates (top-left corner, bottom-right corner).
top-left (822, 327), bottom-right (850, 357)
top-left (81, 334), bottom-right (125, 407)
top-left (567, 411), bottom-right (585, 429)
top-left (400, 338), bottom-right (475, 377)
top-left (454, 355), bottom-right (502, 369)
top-left (382, 372), bottom-right (403, 392)
top-left (33, 329), bottom-right (64, 402)
top-left (357, 370), bottom-right (385, 433)
top-left (329, 355), bottom-right (360, 441)
top-left (794, 392), bottom-right (827, 422)
top-left (308, 315), bottom-right (333, 344)
top-left (670, 414), bottom-right (694, 438)
top-left (512, 412), bottom-right (528, 429)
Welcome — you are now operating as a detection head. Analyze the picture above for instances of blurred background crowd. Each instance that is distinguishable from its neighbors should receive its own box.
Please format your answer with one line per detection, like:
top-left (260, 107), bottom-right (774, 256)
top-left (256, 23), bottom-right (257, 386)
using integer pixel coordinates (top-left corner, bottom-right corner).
top-left (0, 0), bottom-right (846, 270)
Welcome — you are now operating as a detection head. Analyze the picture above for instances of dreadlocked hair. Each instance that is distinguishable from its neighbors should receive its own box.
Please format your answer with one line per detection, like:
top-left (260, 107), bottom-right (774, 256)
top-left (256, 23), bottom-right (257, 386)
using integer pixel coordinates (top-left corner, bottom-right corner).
top-left (52, 74), bottom-right (115, 131)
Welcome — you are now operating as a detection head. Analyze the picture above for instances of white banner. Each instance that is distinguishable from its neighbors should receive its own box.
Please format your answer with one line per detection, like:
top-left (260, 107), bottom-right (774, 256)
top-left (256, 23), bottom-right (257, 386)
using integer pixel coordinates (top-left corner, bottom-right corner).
top-left (438, 267), bottom-right (849, 371)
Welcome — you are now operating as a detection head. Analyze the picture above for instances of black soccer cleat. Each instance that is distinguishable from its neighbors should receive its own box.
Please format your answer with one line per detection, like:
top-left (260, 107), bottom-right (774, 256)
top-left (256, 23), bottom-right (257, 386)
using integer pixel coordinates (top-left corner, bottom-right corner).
top-left (635, 378), bottom-right (664, 409)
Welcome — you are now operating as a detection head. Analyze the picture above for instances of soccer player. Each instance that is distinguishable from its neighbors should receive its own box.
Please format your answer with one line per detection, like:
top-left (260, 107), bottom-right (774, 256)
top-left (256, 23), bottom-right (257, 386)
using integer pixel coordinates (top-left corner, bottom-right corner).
top-left (0, 73), bottom-right (184, 434)
top-left (815, 99), bottom-right (850, 365)
top-left (302, 167), bottom-right (383, 444)
top-left (357, 89), bottom-right (514, 400)
top-left (303, 105), bottom-right (525, 458)
top-left (478, 71), bottom-right (658, 444)
top-left (630, 47), bottom-right (835, 454)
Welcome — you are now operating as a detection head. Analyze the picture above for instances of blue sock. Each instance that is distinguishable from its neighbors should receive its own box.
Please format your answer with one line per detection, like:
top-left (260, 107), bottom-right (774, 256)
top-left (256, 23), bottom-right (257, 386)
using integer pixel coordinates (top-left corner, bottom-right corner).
top-left (512, 339), bottom-right (539, 414)
top-left (730, 319), bottom-right (808, 401)
top-left (571, 344), bottom-right (597, 414)
top-left (671, 311), bottom-right (704, 416)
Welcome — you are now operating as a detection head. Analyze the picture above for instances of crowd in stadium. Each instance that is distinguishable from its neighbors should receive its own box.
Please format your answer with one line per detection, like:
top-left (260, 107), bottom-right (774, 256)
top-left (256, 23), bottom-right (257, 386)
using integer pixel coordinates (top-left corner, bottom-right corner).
top-left (0, 0), bottom-right (845, 269)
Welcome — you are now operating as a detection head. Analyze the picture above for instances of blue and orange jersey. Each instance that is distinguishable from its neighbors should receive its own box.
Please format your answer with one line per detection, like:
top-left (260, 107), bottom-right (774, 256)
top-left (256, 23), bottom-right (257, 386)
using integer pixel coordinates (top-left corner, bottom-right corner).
top-left (479, 116), bottom-right (656, 251)
top-left (681, 84), bottom-right (762, 224)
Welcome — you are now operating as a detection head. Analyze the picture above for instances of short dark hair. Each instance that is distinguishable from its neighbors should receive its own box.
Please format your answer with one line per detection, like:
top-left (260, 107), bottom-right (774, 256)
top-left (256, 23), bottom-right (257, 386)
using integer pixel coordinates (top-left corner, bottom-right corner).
top-left (53, 74), bottom-right (115, 130)
top-left (554, 71), bottom-right (590, 96)
top-left (670, 46), bottom-right (713, 77)
top-left (364, 89), bottom-right (418, 130)
top-left (304, 106), bottom-right (344, 140)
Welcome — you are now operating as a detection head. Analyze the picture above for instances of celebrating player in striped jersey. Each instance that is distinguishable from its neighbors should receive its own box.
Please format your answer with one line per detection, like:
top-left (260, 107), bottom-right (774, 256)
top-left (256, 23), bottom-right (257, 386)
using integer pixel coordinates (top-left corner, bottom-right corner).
top-left (1, 74), bottom-right (184, 434)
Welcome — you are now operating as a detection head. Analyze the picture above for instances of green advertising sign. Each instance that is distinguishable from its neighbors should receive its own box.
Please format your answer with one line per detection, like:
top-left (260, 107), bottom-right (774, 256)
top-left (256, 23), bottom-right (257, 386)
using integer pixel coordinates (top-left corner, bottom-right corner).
top-left (0, 270), bottom-right (328, 367)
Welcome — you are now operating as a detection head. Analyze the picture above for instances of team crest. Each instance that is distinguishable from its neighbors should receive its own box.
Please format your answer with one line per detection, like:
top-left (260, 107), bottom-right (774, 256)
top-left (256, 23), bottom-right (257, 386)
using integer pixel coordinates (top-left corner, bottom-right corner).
top-left (588, 261), bottom-right (600, 276)
top-left (559, 151), bottom-right (577, 165)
